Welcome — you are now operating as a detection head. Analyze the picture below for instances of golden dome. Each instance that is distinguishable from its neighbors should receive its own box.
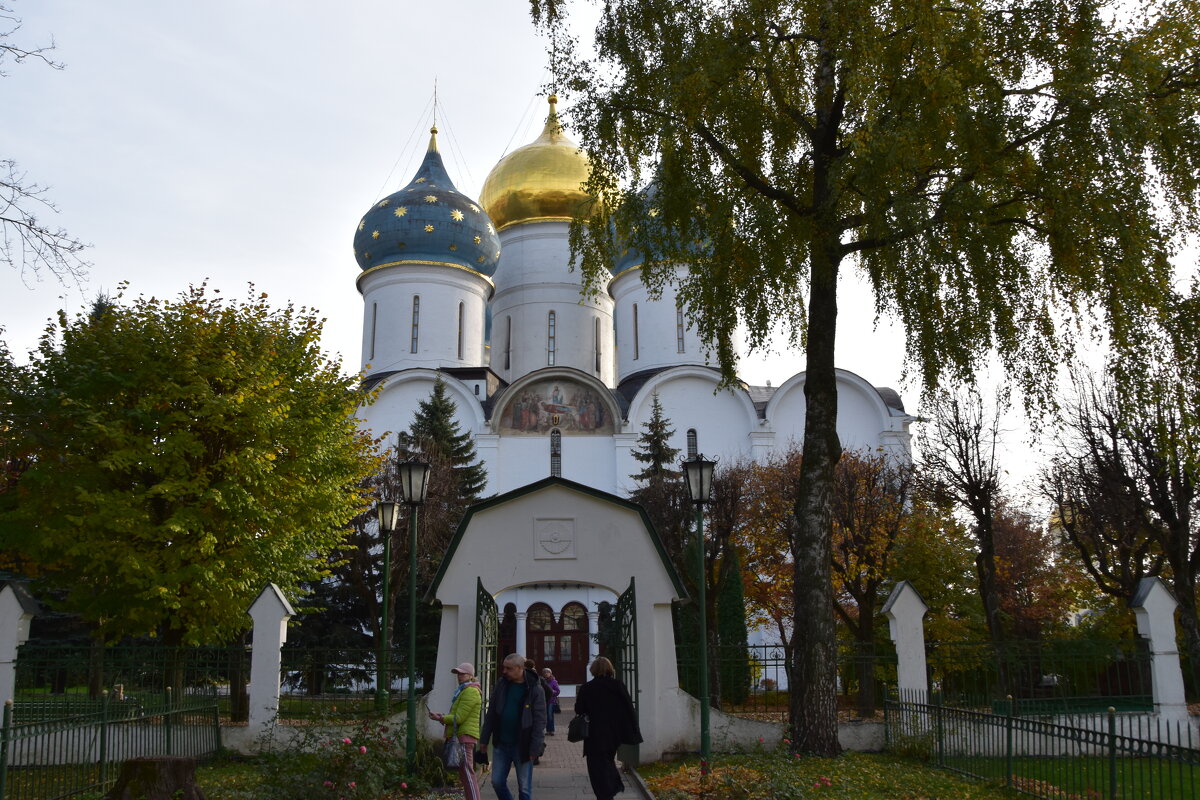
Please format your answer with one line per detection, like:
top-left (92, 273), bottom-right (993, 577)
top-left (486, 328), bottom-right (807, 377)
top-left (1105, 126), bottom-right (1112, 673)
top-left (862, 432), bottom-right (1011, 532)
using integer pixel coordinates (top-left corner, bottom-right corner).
top-left (480, 95), bottom-right (594, 231)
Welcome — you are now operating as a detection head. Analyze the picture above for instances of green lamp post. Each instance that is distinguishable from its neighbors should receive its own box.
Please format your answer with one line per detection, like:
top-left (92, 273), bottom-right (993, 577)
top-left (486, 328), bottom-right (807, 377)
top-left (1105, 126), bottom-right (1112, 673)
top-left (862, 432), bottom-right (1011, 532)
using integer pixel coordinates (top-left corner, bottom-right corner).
top-left (682, 452), bottom-right (716, 773)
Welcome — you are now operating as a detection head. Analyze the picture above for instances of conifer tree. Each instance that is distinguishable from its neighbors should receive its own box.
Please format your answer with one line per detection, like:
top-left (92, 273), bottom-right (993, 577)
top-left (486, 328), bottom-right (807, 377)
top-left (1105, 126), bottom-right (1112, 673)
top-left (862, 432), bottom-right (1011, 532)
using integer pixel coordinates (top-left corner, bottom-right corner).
top-left (716, 548), bottom-right (752, 706)
top-left (399, 377), bottom-right (488, 504)
top-left (631, 393), bottom-right (681, 483)
top-left (629, 393), bottom-right (690, 568)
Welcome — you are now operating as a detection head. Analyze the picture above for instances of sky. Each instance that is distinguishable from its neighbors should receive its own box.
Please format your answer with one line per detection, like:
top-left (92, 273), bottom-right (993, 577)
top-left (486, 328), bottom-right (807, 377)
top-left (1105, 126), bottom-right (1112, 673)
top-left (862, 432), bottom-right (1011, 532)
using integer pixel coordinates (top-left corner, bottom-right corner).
top-left (2, 0), bottom-right (911, 391)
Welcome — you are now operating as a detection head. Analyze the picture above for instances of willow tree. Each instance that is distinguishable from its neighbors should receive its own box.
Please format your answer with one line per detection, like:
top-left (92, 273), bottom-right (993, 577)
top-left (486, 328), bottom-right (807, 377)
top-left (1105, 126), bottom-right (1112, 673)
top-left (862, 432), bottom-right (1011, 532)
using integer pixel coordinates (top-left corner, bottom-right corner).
top-left (532, 0), bottom-right (1200, 754)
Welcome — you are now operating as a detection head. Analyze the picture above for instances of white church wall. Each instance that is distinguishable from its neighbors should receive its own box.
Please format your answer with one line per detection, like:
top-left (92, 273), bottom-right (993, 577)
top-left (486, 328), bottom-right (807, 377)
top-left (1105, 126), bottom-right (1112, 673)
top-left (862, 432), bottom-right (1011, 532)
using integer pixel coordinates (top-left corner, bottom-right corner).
top-left (358, 371), bottom-right (485, 452)
top-left (485, 434), bottom-right (618, 495)
top-left (491, 222), bottom-right (615, 385)
top-left (358, 265), bottom-right (490, 376)
top-left (613, 266), bottom-right (705, 382)
top-left (627, 368), bottom-right (761, 462)
top-left (766, 369), bottom-right (906, 457)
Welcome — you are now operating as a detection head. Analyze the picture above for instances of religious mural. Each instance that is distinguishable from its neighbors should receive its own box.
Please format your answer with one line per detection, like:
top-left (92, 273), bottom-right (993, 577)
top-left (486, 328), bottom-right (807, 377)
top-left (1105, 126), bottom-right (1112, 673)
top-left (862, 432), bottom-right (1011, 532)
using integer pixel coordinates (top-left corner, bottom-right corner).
top-left (498, 379), bottom-right (614, 434)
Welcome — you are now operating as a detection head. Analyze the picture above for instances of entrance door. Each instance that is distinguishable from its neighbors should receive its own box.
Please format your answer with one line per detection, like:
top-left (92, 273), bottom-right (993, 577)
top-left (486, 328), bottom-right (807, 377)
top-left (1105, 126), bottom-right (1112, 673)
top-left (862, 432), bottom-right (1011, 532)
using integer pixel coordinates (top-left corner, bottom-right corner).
top-left (526, 602), bottom-right (589, 684)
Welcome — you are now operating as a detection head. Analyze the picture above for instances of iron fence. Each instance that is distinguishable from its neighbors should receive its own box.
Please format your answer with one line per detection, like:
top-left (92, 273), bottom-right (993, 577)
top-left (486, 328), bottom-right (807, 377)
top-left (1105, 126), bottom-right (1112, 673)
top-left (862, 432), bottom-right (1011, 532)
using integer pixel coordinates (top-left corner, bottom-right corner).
top-left (277, 645), bottom-right (424, 720)
top-left (675, 642), bottom-right (898, 721)
top-left (885, 691), bottom-right (1200, 799)
top-left (927, 638), bottom-right (1153, 713)
top-left (0, 693), bottom-right (220, 800)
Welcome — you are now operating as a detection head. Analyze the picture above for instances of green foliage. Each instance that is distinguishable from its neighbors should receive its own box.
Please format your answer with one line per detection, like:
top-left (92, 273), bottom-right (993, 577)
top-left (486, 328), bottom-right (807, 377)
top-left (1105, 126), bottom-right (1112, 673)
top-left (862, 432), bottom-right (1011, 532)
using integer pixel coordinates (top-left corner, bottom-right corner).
top-left (0, 284), bottom-right (382, 645)
top-left (398, 377), bottom-right (487, 503)
top-left (716, 548), bottom-right (751, 705)
top-left (217, 711), bottom-right (449, 800)
top-left (630, 393), bottom-right (681, 482)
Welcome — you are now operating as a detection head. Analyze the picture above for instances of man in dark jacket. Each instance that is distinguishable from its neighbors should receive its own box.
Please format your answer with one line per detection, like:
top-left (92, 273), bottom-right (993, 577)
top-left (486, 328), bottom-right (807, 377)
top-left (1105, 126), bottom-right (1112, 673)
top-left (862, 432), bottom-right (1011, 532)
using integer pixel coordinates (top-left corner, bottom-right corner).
top-left (479, 652), bottom-right (547, 800)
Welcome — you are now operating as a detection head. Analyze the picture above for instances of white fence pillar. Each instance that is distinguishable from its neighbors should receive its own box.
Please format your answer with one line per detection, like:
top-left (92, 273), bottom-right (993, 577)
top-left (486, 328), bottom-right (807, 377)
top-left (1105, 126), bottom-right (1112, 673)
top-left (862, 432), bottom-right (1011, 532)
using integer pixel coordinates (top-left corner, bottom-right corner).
top-left (247, 584), bottom-right (295, 737)
top-left (1131, 577), bottom-right (1188, 722)
top-left (0, 582), bottom-right (38, 704)
top-left (883, 580), bottom-right (929, 703)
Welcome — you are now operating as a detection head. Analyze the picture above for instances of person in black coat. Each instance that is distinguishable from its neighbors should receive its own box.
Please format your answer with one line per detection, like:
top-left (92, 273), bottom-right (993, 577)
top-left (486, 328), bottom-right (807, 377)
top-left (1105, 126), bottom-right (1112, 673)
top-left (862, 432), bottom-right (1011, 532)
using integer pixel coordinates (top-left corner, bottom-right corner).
top-left (574, 656), bottom-right (642, 800)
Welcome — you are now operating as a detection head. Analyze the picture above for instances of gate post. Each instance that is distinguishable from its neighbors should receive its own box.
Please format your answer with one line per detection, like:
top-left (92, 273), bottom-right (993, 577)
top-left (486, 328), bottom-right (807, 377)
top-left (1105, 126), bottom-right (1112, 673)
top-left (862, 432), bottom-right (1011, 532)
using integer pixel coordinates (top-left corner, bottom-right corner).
top-left (1131, 577), bottom-right (1187, 722)
top-left (247, 584), bottom-right (296, 738)
top-left (0, 583), bottom-right (38, 706)
top-left (883, 581), bottom-right (929, 704)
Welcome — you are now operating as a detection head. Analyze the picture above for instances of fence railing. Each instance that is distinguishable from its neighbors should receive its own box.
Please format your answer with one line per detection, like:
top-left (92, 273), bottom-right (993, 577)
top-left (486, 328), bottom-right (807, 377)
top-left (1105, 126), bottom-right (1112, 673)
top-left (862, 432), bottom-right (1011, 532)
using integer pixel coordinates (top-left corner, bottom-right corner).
top-left (885, 692), bottom-right (1200, 800)
top-left (675, 642), bottom-right (898, 720)
top-left (277, 645), bottom-right (419, 720)
top-left (926, 638), bottom-right (1154, 712)
top-left (0, 693), bottom-right (221, 800)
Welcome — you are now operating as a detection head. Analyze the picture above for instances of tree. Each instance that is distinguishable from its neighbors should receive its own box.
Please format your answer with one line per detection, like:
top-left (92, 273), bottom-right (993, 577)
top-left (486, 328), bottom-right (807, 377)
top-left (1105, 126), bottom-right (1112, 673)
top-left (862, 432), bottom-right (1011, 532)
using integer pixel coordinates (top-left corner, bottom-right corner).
top-left (532, 0), bottom-right (1199, 753)
top-left (0, 285), bottom-right (381, 645)
top-left (830, 450), bottom-right (914, 717)
top-left (1041, 378), bottom-right (1166, 606)
top-left (715, 546), bottom-right (751, 706)
top-left (628, 392), bottom-right (690, 565)
top-left (1045, 368), bottom-right (1200, 685)
top-left (919, 389), bottom-right (1013, 681)
top-left (2, 4), bottom-right (89, 281)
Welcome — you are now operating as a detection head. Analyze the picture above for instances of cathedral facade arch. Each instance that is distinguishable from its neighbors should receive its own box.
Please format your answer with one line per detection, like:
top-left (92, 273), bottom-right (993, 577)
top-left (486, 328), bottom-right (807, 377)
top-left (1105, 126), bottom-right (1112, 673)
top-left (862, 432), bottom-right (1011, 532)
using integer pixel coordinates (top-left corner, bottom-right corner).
top-left (765, 368), bottom-right (914, 457)
top-left (359, 368), bottom-right (488, 445)
top-left (490, 367), bottom-right (623, 436)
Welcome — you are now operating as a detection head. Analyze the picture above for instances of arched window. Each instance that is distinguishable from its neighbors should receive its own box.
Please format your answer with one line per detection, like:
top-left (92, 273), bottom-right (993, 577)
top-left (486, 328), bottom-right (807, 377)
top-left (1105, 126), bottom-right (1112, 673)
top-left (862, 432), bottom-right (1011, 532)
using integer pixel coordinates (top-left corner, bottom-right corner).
top-left (676, 306), bottom-right (686, 353)
top-left (504, 316), bottom-right (512, 371)
top-left (594, 317), bottom-right (601, 373)
top-left (547, 311), bottom-right (557, 366)
top-left (457, 302), bottom-right (465, 359)
top-left (550, 429), bottom-right (562, 477)
top-left (369, 302), bottom-right (378, 361)
top-left (687, 428), bottom-right (698, 458)
top-left (561, 603), bottom-right (588, 631)
top-left (632, 303), bottom-right (640, 360)
top-left (410, 295), bottom-right (420, 354)
top-left (527, 604), bottom-right (554, 631)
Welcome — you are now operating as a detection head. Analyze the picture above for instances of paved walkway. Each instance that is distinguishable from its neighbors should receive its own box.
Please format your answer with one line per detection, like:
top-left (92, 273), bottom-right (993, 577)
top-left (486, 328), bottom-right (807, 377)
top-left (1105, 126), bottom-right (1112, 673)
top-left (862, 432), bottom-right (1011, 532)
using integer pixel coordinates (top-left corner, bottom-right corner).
top-left (480, 698), bottom-right (650, 800)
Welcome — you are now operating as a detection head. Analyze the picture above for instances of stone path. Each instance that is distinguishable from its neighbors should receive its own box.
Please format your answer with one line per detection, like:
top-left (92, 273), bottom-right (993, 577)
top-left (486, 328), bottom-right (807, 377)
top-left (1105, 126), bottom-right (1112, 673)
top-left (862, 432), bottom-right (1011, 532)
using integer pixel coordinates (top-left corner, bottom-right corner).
top-left (480, 698), bottom-right (650, 800)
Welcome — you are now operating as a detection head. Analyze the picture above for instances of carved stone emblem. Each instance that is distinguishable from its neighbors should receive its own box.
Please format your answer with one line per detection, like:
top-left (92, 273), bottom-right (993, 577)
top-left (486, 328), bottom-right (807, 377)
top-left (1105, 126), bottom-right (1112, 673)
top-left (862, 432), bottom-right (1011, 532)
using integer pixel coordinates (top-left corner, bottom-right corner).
top-left (535, 518), bottom-right (575, 559)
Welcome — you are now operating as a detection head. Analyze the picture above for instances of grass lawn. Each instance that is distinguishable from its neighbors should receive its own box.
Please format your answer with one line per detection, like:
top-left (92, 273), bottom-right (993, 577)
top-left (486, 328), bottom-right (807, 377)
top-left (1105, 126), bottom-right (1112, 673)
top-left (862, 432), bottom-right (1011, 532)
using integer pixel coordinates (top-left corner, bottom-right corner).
top-left (637, 750), bottom-right (1026, 800)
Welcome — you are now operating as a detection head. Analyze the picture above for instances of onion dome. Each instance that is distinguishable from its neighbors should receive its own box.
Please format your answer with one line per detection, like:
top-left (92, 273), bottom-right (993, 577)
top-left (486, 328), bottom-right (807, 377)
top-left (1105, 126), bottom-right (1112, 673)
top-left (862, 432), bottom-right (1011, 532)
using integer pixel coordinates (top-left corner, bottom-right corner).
top-left (480, 95), bottom-right (595, 231)
top-left (354, 128), bottom-right (500, 277)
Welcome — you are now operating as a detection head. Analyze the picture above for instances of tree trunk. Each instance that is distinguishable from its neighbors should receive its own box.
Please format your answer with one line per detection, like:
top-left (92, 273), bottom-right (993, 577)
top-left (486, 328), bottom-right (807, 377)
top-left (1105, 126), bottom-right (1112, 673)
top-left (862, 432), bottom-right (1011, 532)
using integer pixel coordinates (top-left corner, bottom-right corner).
top-left (103, 756), bottom-right (206, 800)
top-left (788, 184), bottom-right (843, 754)
top-left (972, 515), bottom-right (1010, 694)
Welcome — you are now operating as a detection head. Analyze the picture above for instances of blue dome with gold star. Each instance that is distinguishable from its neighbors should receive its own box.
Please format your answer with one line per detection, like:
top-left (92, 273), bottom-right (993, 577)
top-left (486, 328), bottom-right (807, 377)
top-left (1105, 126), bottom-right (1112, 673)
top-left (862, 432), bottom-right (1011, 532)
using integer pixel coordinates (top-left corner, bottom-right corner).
top-left (354, 128), bottom-right (500, 277)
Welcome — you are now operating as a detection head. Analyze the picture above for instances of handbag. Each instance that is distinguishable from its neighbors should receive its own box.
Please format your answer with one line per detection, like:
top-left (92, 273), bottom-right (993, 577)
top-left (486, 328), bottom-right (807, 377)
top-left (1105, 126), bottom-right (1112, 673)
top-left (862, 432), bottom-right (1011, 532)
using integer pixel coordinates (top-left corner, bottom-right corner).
top-left (442, 718), bottom-right (465, 769)
top-left (567, 712), bottom-right (590, 742)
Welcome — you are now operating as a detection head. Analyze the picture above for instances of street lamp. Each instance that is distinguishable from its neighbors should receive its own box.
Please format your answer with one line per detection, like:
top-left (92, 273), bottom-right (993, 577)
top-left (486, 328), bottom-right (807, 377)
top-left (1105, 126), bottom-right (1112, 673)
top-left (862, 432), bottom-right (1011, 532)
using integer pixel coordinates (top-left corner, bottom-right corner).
top-left (397, 456), bottom-right (430, 772)
top-left (376, 501), bottom-right (401, 714)
top-left (681, 452), bottom-right (716, 773)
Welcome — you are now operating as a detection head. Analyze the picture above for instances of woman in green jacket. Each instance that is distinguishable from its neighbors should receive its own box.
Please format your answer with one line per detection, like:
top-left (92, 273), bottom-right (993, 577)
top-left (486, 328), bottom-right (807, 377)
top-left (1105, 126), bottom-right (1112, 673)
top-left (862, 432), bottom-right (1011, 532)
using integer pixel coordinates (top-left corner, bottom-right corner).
top-left (430, 662), bottom-right (484, 800)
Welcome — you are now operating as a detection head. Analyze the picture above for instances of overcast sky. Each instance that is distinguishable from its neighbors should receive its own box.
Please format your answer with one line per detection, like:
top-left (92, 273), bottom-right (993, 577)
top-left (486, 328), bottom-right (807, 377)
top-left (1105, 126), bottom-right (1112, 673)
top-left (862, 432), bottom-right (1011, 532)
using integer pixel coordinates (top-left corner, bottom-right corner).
top-left (3, 0), bottom-right (912, 406)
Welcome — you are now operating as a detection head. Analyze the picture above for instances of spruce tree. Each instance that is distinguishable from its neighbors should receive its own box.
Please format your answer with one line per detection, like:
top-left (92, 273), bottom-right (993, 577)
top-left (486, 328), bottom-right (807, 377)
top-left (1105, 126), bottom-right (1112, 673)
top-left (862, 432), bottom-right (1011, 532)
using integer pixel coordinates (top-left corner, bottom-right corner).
top-left (630, 393), bottom-right (681, 483)
top-left (716, 548), bottom-right (751, 706)
top-left (399, 377), bottom-right (487, 503)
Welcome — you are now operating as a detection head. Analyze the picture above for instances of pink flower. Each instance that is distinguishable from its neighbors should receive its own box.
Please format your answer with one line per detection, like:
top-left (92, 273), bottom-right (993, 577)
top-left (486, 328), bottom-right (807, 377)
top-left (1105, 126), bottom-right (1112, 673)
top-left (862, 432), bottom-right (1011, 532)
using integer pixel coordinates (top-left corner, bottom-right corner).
top-left (349, 782), bottom-right (356, 789)
top-left (342, 737), bottom-right (351, 744)
top-left (757, 737), bottom-right (764, 743)
top-left (324, 780), bottom-right (333, 787)
top-left (359, 745), bottom-right (367, 754)
top-left (401, 783), bottom-right (408, 789)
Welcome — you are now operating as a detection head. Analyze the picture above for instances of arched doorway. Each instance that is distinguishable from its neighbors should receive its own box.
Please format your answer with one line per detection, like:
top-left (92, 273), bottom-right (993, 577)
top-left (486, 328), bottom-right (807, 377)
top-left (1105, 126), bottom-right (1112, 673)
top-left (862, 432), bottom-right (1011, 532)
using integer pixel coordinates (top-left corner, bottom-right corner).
top-left (526, 602), bottom-right (590, 684)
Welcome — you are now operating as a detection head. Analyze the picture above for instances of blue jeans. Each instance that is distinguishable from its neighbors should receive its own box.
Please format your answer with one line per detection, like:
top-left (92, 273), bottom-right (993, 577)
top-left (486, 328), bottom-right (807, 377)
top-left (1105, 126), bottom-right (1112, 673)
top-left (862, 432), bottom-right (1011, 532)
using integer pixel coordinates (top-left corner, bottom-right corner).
top-left (490, 742), bottom-right (533, 800)
top-left (546, 702), bottom-right (556, 733)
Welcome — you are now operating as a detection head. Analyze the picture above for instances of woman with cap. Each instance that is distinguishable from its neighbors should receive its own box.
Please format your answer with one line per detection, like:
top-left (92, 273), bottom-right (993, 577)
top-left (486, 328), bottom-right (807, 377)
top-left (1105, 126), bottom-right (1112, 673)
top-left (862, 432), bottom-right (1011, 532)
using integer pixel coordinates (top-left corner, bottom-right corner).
top-left (429, 662), bottom-right (484, 800)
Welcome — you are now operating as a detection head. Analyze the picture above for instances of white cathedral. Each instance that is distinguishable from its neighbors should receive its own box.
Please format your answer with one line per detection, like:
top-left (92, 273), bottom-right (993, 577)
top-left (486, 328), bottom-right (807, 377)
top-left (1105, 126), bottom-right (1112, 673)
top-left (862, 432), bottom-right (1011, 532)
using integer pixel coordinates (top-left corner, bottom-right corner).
top-left (352, 97), bottom-right (915, 718)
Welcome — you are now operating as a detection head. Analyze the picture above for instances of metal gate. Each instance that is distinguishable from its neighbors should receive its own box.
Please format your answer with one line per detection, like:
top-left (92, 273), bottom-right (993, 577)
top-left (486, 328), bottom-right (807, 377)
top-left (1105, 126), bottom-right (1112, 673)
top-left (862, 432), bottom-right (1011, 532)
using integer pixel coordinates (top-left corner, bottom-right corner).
top-left (474, 578), bottom-right (499, 712)
top-left (614, 578), bottom-right (639, 712)
top-left (614, 577), bottom-right (640, 764)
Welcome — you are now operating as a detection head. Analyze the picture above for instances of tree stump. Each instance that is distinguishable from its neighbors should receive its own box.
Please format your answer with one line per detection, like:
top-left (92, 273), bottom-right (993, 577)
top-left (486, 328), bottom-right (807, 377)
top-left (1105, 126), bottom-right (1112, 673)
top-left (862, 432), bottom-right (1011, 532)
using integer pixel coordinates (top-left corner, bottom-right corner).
top-left (103, 756), bottom-right (207, 800)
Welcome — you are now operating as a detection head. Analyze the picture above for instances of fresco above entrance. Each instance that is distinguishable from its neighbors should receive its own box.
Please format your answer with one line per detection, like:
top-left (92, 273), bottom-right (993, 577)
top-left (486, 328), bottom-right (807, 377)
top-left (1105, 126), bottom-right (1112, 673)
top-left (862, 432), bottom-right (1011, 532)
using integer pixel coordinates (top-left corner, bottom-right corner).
top-left (498, 379), bottom-right (614, 434)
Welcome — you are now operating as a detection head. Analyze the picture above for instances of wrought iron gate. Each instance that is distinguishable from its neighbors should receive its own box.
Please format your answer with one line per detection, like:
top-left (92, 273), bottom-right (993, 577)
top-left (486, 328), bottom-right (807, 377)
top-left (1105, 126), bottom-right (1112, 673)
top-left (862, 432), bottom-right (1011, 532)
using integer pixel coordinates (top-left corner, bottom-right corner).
top-left (475, 578), bottom-right (498, 712)
top-left (614, 577), bottom-right (638, 714)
